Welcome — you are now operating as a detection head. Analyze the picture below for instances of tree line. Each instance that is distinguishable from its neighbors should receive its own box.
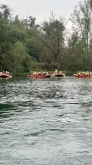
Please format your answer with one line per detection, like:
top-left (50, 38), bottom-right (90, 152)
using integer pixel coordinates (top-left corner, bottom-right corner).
top-left (0, 0), bottom-right (92, 75)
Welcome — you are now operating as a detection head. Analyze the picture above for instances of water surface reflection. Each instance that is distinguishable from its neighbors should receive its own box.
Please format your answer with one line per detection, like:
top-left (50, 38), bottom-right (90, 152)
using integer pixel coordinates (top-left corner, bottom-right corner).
top-left (0, 77), bottom-right (92, 164)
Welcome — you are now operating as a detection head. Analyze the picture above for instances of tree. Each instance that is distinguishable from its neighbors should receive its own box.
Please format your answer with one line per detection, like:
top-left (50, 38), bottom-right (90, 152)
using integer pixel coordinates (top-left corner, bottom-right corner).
top-left (25, 28), bottom-right (41, 61)
top-left (89, 0), bottom-right (92, 8)
top-left (0, 4), bottom-right (12, 24)
top-left (70, 0), bottom-right (92, 69)
top-left (67, 32), bottom-right (85, 71)
top-left (40, 13), bottom-right (65, 67)
top-left (12, 15), bottom-right (24, 28)
top-left (23, 16), bottom-right (39, 29)
top-left (11, 41), bottom-right (32, 74)
top-left (0, 14), bottom-right (14, 71)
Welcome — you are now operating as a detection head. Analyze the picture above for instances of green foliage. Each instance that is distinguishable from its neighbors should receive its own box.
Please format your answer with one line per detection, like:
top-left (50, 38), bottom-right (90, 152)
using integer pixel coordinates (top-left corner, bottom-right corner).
top-left (0, 15), bottom-right (14, 71)
top-left (25, 28), bottom-right (41, 61)
top-left (1, 3), bottom-right (92, 75)
top-left (11, 41), bottom-right (32, 74)
top-left (40, 15), bottom-right (65, 64)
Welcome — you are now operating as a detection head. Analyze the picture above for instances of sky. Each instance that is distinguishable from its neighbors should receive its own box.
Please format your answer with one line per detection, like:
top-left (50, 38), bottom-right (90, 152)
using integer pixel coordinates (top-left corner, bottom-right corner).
top-left (0, 0), bottom-right (81, 23)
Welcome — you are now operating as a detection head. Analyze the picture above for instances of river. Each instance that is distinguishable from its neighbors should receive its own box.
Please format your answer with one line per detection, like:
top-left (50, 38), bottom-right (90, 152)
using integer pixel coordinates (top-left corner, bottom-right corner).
top-left (0, 76), bottom-right (92, 165)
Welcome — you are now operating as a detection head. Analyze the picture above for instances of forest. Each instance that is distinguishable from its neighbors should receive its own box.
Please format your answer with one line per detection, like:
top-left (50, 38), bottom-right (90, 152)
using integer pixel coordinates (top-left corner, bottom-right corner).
top-left (0, 0), bottom-right (92, 75)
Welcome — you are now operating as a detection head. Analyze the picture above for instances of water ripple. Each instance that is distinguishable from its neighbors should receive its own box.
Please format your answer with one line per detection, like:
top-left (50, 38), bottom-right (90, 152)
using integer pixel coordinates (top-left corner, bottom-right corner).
top-left (0, 77), bottom-right (92, 164)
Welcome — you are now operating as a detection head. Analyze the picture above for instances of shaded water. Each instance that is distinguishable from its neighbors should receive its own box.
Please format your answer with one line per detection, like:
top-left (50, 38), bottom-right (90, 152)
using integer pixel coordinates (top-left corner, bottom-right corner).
top-left (0, 76), bottom-right (92, 165)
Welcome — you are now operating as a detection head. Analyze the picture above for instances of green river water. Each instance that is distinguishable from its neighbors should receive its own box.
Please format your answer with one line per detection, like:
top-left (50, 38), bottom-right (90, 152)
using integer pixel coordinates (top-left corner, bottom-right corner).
top-left (0, 76), bottom-right (92, 165)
